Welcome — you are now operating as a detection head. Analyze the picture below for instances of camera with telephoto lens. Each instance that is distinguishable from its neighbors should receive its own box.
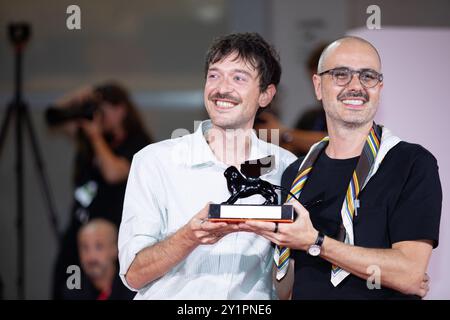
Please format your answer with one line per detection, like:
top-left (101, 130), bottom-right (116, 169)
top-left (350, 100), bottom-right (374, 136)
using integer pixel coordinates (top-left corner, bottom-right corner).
top-left (45, 100), bottom-right (99, 127)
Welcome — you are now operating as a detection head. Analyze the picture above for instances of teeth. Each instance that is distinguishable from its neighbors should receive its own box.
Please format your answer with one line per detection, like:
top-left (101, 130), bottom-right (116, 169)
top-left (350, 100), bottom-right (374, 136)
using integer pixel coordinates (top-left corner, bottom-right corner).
top-left (342, 99), bottom-right (364, 106)
top-left (216, 100), bottom-right (235, 108)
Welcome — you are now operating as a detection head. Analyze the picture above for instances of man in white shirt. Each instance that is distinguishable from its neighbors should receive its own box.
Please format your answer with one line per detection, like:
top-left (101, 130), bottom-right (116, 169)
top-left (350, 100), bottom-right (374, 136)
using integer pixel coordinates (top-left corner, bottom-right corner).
top-left (118, 33), bottom-right (296, 299)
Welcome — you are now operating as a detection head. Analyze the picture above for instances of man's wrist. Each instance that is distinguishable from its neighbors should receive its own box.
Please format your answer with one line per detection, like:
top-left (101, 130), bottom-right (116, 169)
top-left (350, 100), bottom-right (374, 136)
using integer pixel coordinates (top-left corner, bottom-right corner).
top-left (305, 229), bottom-right (319, 251)
top-left (180, 223), bottom-right (200, 248)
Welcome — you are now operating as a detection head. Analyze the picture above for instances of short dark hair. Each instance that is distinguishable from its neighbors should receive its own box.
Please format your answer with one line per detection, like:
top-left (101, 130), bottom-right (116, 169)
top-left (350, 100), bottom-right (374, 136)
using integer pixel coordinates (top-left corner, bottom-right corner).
top-left (204, 32), bottom-right (281, 92)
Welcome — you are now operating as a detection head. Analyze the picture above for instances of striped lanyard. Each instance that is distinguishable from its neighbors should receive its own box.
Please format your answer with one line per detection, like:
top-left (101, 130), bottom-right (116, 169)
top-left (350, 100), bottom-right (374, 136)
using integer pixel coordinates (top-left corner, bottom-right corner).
top-left (274, 123), bottom-right (382, 286)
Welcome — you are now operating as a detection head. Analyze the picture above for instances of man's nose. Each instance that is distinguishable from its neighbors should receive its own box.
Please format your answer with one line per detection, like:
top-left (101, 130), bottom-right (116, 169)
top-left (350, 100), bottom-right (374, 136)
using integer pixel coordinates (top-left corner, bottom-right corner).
top-left (82, 249), bottom-right (96, 260)
top-left (217, 76), bottom-right (233, 94)
top-left (346, 72), bottom-right (364, 90)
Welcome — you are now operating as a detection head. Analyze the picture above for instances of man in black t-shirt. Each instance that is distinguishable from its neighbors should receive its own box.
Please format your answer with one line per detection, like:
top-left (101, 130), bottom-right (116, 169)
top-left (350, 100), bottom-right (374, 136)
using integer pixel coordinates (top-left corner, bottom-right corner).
top-left (240, 36), bottom-right (442, 299)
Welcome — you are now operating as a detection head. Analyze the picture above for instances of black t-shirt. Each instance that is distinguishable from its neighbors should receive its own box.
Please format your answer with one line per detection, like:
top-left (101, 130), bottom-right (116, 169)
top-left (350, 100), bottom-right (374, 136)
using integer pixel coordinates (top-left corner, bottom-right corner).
top-left (73, 129), bottom-right (151, 227)
top-left (281, 141), bottom-right (442, 300)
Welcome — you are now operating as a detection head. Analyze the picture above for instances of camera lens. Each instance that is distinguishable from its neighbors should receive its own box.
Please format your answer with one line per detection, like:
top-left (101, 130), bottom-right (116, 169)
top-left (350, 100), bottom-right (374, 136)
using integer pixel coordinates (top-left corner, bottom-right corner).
top-left (45, 101), bottom-right (98, 127)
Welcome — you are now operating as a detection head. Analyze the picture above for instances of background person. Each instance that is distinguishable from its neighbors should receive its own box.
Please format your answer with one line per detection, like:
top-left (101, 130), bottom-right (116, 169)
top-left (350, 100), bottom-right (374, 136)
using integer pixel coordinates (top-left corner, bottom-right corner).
top-left (62, 218), bottom-right (135, 300)
top-left (50, 82), bottom-right (152, 299)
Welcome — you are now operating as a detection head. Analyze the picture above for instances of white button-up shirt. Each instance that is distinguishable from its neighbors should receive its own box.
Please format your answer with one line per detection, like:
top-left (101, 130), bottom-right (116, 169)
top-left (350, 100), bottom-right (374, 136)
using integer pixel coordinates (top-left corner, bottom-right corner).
top-left (118, 120), bottom-right (296, 299)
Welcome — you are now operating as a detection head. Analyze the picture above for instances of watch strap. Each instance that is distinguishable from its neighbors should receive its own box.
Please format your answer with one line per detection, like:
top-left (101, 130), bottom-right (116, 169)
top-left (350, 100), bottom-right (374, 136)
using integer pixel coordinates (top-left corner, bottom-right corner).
top-left (315, 231), bottom-right (325, 247)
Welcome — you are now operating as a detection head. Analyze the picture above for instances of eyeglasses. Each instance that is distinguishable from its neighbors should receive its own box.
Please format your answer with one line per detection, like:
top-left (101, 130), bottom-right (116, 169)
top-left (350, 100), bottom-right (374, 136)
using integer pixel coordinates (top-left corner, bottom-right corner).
top-left (318, 67), bottom-right (383, 88)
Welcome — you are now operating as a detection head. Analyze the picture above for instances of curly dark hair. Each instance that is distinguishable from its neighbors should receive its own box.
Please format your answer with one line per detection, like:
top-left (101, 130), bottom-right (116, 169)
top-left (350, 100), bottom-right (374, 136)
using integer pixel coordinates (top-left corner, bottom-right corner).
top-left (204, 32), bottom-right (281, 92)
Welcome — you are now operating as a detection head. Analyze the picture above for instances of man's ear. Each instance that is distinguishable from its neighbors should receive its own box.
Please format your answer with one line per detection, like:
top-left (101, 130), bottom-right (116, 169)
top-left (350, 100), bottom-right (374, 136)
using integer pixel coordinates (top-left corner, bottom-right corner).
top-left (258, 84), bottom-right (277, 108)
top-left (312, 74), bottom-right (322, 101)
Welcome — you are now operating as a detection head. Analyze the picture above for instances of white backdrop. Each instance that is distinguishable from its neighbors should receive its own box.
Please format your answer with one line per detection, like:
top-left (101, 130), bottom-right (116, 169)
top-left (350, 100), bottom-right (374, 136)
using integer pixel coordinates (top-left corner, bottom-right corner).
top-left (349, 27), bottom-right (450, 299)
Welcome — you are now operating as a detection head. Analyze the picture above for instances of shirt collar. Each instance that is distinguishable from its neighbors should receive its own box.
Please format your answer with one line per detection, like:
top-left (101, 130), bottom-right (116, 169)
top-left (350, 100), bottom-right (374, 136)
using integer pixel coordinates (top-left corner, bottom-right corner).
top-left (189, 120), bottom-right (217, 167)
top-left (188, 120), bottom-right (275, 172)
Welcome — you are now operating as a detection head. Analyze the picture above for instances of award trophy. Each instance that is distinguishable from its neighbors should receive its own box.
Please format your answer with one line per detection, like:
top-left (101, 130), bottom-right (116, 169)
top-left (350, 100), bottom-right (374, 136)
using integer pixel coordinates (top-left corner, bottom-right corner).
top-left (208, 156), bottom-right (295, 223)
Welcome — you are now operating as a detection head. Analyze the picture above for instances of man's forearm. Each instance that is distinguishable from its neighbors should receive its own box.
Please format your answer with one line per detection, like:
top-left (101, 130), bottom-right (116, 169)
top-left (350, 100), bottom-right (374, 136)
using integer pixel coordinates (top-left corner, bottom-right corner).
top-left (124, 203), bottom-right (238, 290)
top-left (320, 236), bottom-right (432, 295)
top-left (125, 224), bottom-right (198, 290)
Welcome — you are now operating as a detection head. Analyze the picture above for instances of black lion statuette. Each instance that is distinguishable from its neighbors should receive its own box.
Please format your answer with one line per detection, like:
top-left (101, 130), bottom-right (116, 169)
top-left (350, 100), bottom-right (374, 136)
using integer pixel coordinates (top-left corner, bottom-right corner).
top-left (223, 166), bottom-right (278, 205)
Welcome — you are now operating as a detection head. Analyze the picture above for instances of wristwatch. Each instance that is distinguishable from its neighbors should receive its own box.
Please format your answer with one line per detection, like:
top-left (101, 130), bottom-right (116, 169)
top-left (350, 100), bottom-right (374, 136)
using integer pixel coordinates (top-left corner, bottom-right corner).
top-left (307, 231), bottom-right (325, 256)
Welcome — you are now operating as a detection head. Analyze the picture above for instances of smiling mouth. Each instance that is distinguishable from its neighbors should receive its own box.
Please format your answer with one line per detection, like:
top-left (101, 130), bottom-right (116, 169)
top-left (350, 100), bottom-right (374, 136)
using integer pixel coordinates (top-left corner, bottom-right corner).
top-left (341, 99), bottom-right (365, 106)
top-left (213, 99), bottom-right (239, 109)
top-left (339, 98), bottom-right (369, 109)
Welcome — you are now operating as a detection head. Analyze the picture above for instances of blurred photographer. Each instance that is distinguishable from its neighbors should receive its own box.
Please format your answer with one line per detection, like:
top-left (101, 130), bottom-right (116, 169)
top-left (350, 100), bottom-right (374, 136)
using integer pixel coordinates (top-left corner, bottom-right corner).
top-left (49, 82), bottom-right (152, 299)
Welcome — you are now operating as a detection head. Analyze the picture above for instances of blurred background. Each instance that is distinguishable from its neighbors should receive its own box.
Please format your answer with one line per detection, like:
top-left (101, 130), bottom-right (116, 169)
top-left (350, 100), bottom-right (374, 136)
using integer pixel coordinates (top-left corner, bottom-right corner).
top-left (0, 0), bottom-right (449, 299)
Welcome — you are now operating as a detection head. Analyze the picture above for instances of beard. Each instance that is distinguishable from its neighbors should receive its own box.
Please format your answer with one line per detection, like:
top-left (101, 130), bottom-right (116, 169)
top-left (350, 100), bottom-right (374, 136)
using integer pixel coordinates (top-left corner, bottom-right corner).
top-left (324, 89), bottom-right (377, 129)
top-left (326, 106), bottom-right (376, 129)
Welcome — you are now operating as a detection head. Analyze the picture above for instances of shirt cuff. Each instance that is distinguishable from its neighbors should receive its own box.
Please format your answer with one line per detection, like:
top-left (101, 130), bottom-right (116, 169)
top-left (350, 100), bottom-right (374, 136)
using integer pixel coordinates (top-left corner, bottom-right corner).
top-left (119, 235), bottom-right (158, 292)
